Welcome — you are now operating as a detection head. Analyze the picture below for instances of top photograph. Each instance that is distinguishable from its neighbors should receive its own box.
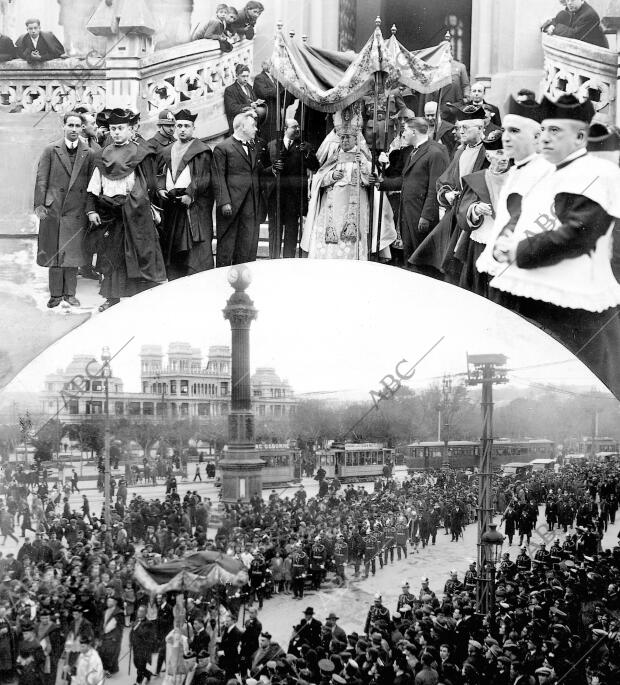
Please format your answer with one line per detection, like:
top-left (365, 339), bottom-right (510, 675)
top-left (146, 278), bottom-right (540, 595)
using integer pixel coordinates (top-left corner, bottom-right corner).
top-left (1, 0), bottom-right (620, 395)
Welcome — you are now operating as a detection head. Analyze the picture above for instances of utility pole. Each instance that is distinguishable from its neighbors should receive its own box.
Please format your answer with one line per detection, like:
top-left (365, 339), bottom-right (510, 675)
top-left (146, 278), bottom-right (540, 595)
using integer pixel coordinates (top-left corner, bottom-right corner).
top-left (441, 375), bottom-right (452, 468)
top-left (466, 354), bottom-right (508, 621)
top-left (102, 347), bottom-right (111, 527)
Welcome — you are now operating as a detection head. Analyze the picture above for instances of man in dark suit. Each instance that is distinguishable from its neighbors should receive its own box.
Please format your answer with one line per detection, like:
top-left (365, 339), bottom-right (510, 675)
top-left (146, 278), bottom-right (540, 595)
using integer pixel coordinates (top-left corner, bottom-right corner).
top-left (224, 64), bottom-right (263, 135)
top-left (296, 607), bottom-right (322, 650)
top-left (216, 614), bottom-right (242, 680)
top-left (35, 111), bottom-right (96, 308)
top-left (212, 111), bottom-right (270, 266)
top-left (190, 617), bottom-right (211, 655)
top-left (467, 82), bottom-right (501, 127)
top-left (253, 59), bottom-right (278, 143)
top-left (543, 0), bottom-right (608, 48)
top-left (265, 118), bottom-right (320, 258)
top-left (16, 18), bottom-right (64, 63)
top-left (154, 595), bottom-right (173, 675)
top-left (129, 605), bottom-right (155, 685)
top-left (377, 118), bottom-right (449, 266)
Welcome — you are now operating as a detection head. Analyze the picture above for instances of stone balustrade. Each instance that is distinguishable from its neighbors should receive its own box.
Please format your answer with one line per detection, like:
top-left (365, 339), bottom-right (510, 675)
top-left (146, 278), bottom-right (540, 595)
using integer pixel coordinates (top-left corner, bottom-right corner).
top-left (0, 39), bottom-right (253, 137)
top-left (541, 34), bottom-right (617, 124)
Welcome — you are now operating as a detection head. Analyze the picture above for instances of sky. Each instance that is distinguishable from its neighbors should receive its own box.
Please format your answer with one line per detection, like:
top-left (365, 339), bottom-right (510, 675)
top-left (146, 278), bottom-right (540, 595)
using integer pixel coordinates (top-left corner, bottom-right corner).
top-left (1, 260), bottom-right (614, 401)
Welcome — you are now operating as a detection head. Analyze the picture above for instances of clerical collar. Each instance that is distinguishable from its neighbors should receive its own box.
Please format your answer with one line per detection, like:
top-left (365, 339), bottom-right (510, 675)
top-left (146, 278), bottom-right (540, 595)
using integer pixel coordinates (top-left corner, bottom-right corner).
top-left (555, 147), bottom-right (587, 171)
top-left (515, 153), bottom-right (537, 169)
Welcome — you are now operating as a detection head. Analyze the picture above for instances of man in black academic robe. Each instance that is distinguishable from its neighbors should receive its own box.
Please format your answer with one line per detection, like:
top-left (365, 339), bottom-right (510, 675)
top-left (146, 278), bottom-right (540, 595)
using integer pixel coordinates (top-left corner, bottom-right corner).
top-left (86, 109), bottom-right (166, 312)
top-left (157, 108), bottom-right (214, 279)
top-left (15, 19), bottom-right (64, 63)
top-left (264, 119), bottom-right (319, 258)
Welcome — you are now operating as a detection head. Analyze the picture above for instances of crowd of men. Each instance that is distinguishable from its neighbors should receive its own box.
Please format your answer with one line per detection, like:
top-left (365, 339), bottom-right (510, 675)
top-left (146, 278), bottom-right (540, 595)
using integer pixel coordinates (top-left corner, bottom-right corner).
top-left (1, 455), bottom-right (620, 684)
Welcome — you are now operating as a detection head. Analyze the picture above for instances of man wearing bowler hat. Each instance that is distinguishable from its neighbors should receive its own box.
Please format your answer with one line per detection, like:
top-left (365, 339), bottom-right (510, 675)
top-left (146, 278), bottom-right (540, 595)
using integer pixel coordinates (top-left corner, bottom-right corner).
top-left (157, 108), bottom-right (214, 279)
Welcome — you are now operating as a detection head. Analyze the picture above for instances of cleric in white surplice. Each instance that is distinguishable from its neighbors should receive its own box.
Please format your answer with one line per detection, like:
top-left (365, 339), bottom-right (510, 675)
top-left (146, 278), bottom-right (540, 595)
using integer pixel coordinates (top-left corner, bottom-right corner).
top-left (487, 94), bottom-right (620, 395)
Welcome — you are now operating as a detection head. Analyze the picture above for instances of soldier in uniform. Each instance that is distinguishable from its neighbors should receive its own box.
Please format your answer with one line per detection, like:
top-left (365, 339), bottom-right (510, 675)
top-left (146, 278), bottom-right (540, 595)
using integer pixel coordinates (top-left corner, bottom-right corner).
top-left (383, 518), bottom-right (396, 565)
top-left (516, 545), bottom-right (532, 573)
top-left (333, 534), bottom-right (348, 582)
top-left (395, 515), bottom-right (409, 560)
top-left (498, 552), bottom-right (516, 580)
top-left (249, 551), bottom-right (266, 609)
top-left (291, 543), bottom-right (308, 599)
top-left (309, 536), bottom-right (327, 591)
top-left (419, 577), bottom-right (436, 601)
top-left (362, 529), bottom-right (378, 579)
top-left (373, 521), bottom-right (385, 570)
top-left (364, 595), bottom-right (390, 636)
top-left (549, 538), bottom-right (563, 560)
top-left (534, 542), bottom-right (551, 567)
top-left (464, 560), bottom-right (477, 592)
top-left (444, 569), bottom-right (464, 595)
top-left (396, 581), bottom-right (415, 621)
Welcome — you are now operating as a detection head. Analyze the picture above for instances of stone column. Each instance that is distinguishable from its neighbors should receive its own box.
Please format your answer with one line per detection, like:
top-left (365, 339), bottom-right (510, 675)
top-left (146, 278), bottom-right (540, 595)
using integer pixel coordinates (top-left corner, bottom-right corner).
top-left (221, 266), bottom-right (264, 503)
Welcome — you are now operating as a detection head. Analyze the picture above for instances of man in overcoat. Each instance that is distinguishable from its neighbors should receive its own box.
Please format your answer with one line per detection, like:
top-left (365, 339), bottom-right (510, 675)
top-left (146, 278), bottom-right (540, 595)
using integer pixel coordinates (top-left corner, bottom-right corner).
top-left (35, 111), bottom-right (96, 307)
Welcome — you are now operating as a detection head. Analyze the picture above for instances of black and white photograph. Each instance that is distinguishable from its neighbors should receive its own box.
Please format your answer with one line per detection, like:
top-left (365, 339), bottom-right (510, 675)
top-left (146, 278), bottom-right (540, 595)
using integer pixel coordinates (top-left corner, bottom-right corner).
top-left (1, 1), bottom-right (620, 684)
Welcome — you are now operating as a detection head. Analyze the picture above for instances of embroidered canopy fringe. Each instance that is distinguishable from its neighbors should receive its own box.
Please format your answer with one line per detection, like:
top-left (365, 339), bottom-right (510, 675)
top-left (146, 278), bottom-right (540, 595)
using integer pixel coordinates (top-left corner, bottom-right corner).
top-left (270, 26), bottom-right (452, 113)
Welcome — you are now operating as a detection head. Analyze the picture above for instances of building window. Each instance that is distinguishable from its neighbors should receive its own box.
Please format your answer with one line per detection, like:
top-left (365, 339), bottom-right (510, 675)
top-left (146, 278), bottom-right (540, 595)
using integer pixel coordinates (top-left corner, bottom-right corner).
top-left (253, 389), bottom-right (262, 397)
top-left (145, 382), bottom-right (150, 393)
top-left (258, 405), bottom-right (265, 416)
top-left (68, 400), bottom-right (79, 415)
top-left (221, 403), bottom-right (229, 414)
top-left (198, 403), bottom-right (210, 417)
top-left (115, 402), bottom-right (124, 415)
top-left (170, 380), bottom-right (177, 394)
top-left (86, 401), bottom-right (103, 415)
top-left (180, 403), bottom-right (189, 417)
top-left (143, 402), bottom-right (154, 415)
top-left (220, 382), bottom-right (229, 396)
top-left (446, 14), bottom-right (464, 63)
top-left (92, 380), bottom-right (102, 392)
top-left (181, 380), bottom-right (189, 395)
top-left (129, 402), bottom-right (141, 415)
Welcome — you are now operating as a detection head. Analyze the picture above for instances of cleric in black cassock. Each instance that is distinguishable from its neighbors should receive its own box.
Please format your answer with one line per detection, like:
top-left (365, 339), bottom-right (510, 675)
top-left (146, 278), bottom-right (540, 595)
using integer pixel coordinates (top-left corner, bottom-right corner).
top-left (157, 109), bottom-right (214, 280)
top-left (86, 109), bottom-right (166, 312)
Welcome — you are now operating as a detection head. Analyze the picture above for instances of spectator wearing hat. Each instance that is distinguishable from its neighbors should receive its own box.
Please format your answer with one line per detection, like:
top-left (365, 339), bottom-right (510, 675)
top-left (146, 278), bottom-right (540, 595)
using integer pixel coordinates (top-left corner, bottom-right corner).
top-left (86, 108), bottom-right (167, 312)
top-left (35, 609), bottom-right (62, 685)
top-left (98, 595), bottom-right (123, 676)
top-left (249, 631), bottom-right (285, 678)
top-left (129, 605), bottom-right (155, 685)
top-left (72, 634), bottom-right (104, 685)
top-left (62, 604), bottom-right (93, 676)
top-left (16, 645), bottom-right (40, 685)
top-left (294, 607), bottom-right (322, 652)
top-left (364, 595), bottom-right (390, 636)
top-left (156, 108), bottom-right (214, 280)
top-left (0, 602), bottom-right (16, 683)
top-left (488, 94), bottom-right (620, 396)
top-left (216, 613), bottom-right (242, 680)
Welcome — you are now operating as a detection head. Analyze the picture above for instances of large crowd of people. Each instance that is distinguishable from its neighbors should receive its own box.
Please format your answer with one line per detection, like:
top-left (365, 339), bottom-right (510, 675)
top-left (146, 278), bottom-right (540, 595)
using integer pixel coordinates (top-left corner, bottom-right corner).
top-left (0, 457), bottom-right (619, 684)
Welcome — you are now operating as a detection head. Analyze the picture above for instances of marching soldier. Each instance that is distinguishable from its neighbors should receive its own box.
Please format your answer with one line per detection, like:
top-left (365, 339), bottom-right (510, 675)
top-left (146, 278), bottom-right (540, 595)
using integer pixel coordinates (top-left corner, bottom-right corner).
top-left (249, 551), bottom-right (266, 609)
top-left (464, 560), bottom-right (477, 592)
top-left (363, 529), bottom-right (378, 579)
top-left (333, 534), bottom-right (348, 582)
top-left (383, 518), bottom-right (396, 565)
top-left (563, 534), bottom-right (577, 557)
top-left (364, 594), bottom-right (390, 636)
top-left (291, 543), bottom-right (308, 599)
top-left (395, 515), bottom-right (409, 560)
top-left (444, 569), bottom-right (464, 595)
top-left (549, 537), bottom-right (563, 560)
top-left (373, 521), bottom-right (385, 569)
top-left (498, 552), bottom-right (516, 580)
top-left (396, 581), bottom-right (415, 621)
top-left (309, 536), bottom-right (327, 591)
top-left (516, 545), bottom-right (532, 572)
top-left (419, 577), bottom-right (436, 601)
top-left (534, 542), bottom-right (551, 567)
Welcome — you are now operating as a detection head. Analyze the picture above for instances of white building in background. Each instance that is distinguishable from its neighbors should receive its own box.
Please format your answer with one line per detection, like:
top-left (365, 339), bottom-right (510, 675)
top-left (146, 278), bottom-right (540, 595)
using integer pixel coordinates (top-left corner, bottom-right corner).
top-left (41, 343), bottom-right (297, 422)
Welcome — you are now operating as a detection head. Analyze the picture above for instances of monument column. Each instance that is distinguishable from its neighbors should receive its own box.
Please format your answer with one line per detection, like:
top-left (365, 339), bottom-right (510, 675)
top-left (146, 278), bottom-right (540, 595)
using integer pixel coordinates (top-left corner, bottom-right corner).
top-left (221, 266), bottom-right (264, 503)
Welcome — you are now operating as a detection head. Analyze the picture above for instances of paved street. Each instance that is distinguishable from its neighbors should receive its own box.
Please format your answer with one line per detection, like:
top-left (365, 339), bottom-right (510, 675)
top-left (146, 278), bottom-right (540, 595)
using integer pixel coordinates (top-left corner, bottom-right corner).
top-left (3, 474), bottom-right (619, 685)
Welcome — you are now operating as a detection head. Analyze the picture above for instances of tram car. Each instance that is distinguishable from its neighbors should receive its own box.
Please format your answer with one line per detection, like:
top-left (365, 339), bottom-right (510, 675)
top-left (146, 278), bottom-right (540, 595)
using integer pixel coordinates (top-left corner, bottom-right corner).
top-left (217, 443), bottom-right (301, 487)
top-left (405, 439), bottom-right (556, 472)
top-left (315, 442), bottom-right (395, 482)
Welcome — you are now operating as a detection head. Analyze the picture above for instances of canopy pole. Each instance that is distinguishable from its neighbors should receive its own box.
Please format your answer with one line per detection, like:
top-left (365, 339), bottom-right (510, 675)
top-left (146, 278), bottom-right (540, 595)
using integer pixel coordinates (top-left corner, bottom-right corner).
top-left (274, 79), bottom-right (282, 259)
top-left (375, 92), bottom-right (390, 262)
top-left (298, 99), bottom-right (306, 258)
top-left (434, 86), bottom-right (443, 141)
top-left (368, 73), bottom-right (378, 260)
top-left (357, 128), bottom-right (362, 262)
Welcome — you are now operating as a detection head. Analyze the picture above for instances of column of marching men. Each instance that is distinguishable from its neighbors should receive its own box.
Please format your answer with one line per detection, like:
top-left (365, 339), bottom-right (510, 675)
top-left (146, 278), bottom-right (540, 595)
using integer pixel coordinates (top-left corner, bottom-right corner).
top-left (1, 460), bottom-right (620, 683)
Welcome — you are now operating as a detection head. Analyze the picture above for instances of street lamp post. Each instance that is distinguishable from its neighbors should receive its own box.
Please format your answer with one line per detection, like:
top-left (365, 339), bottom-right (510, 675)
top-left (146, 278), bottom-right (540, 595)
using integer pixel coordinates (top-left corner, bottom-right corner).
top-left (466, 353), bottom-right (508, 618)
top-left (480, 522), bottom-right (505, 631)
top-left (101, 347), bottom-right (112, 527)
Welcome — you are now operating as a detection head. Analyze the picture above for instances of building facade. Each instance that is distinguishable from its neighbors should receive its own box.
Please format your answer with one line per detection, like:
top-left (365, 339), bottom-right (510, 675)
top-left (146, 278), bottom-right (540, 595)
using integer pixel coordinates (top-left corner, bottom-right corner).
top-left (41, 344), bottom-right (297, 422)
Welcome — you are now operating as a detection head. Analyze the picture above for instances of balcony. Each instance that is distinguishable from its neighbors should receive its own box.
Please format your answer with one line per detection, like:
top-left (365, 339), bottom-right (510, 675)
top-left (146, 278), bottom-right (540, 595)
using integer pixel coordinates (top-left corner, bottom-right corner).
top-left (541, 34), bottom-right (617, 124)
